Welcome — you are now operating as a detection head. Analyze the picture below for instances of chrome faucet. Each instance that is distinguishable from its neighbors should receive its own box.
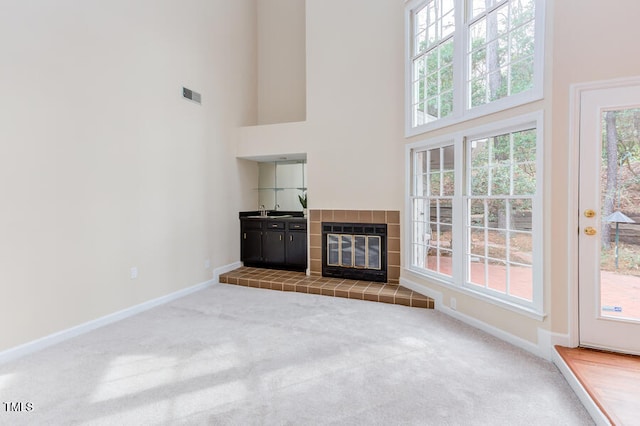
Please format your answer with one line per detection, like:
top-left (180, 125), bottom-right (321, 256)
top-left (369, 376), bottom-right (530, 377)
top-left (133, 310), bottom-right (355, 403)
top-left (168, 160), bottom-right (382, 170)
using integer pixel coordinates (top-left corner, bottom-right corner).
top-left (274, 204), bottom-right (280, 211)
top-left (259, 205), bottom-right (267, 216)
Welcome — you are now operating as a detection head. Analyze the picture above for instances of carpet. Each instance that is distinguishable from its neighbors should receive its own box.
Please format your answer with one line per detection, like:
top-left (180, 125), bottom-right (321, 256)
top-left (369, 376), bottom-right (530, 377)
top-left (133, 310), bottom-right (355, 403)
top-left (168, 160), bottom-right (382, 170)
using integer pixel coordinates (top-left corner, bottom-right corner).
top-left (0, 284), bottom-right (592, 425)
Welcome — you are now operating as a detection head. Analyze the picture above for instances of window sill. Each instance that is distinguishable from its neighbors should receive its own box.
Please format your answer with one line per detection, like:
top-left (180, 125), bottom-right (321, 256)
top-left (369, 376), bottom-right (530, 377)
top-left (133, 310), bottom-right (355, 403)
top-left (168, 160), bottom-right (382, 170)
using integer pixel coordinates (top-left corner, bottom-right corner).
top-left (405, 266), bottom-right (547, 321)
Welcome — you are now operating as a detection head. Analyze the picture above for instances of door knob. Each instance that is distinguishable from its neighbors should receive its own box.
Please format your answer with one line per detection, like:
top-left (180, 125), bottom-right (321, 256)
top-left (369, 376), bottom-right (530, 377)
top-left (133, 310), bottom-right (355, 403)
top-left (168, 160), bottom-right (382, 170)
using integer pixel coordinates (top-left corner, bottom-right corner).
top-left (584, 226), bottom-right (597, 236)
top-left (584, 209), bottom-right (596, 218)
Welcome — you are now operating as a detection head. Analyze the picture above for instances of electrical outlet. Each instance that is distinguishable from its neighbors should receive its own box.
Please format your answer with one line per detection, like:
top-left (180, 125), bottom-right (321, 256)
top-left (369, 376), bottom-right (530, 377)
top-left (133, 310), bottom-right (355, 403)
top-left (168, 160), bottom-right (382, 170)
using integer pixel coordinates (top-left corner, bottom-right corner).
top-left (130, 267), bottom-right (138, 280)
top-left (204, 259), bottom-right (211, 269)
top-left (451, 297), bottom-right (457, 310)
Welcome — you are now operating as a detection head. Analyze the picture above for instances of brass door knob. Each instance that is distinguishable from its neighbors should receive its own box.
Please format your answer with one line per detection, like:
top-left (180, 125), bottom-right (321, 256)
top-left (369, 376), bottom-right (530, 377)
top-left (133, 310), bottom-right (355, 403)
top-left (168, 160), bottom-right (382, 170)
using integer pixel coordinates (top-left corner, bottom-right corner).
top-left (584, 209), bottom-right (596, 218)
top-left (584, 226), bottom-right (597, 236)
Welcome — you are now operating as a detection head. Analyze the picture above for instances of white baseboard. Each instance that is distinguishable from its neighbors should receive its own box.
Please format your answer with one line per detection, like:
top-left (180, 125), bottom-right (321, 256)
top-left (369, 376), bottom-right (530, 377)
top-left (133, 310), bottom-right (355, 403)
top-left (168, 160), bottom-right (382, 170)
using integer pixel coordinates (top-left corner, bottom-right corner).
top-left (552, 348), bottom-right (611, 426)
top-left (549, 331), bottom-right (572, 348)
top-left (213, 261), bottom-right (242, 283)
top-left (400, 276), bottom-right (549, 360)
top-left (0, 274), bottom-right (222, 365)
top-left (399, 276), bottom-right (444, 307)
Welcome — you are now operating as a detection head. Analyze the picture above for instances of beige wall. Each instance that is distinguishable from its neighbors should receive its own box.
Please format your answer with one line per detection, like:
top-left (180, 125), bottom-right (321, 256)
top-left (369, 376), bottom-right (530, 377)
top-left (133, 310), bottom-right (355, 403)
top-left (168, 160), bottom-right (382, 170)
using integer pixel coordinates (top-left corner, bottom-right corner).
top-left (257, 0), bottom-right (306, 124)
top-left (241, 0), bottom-right (405, 210)
top-left (0, 0), bottom-right (257, 352)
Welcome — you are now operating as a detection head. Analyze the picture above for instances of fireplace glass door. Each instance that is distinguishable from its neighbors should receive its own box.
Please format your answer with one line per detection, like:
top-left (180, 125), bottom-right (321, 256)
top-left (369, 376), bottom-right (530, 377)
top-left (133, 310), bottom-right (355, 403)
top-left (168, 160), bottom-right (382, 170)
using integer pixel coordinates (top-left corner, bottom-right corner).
top-left (327, 234), bottom-right (340, 265)
top-left (327, 234), bottom-right (381, 270)
top-left (367, 236), bottom-right (381, 269)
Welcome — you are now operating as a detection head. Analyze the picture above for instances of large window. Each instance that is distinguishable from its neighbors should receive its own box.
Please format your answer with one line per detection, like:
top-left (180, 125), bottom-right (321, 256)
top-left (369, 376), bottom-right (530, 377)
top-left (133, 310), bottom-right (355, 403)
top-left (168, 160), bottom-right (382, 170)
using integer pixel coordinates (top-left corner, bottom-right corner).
top-left (408, 114), bottom-right (543, 316)
top-left (406, 0), bottom-right (544, 135)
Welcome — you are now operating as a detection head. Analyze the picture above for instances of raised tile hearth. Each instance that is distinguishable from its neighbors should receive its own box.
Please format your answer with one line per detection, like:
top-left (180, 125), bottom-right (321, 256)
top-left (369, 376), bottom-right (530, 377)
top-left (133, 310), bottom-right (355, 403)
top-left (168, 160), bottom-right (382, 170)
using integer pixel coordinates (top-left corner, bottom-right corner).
top-left (219, 267), bottom-right (434, 309)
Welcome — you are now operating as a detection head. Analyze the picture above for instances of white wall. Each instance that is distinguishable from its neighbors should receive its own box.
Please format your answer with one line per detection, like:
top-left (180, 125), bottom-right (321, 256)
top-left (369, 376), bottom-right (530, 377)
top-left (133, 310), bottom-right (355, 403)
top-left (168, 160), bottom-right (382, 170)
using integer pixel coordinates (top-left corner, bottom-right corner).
top-left (240, 0), bottom-right (405, 211)
top-left (0, 0), bottom-right (257, 352)
top-left (257, 0), bottom-right (306, 124)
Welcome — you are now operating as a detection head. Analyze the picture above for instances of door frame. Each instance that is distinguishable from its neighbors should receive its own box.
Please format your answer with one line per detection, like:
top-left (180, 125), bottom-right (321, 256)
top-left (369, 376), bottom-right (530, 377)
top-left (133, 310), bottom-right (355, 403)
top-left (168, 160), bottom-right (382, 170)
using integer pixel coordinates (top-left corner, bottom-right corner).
top-left (568, 75), bottom-right (640, 348)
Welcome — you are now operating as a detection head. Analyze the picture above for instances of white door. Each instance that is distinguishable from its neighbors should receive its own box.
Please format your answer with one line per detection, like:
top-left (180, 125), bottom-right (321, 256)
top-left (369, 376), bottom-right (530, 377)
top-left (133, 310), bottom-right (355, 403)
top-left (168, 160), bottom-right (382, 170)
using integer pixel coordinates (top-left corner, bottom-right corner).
top-left (579, 84), bottom-right (640, 355)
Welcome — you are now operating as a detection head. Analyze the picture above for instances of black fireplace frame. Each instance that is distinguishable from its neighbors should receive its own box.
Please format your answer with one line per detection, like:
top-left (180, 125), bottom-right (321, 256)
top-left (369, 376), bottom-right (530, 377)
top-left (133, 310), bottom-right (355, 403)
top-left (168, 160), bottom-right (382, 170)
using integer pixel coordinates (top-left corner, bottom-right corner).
top-left (321, 222), bottom-right (387, 282)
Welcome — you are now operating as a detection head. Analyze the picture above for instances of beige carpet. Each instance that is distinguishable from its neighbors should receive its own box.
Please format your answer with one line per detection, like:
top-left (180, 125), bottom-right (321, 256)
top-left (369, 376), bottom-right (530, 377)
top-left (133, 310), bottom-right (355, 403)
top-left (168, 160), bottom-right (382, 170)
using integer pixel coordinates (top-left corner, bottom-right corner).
top-left (0, 284), bottom-right (592, 425)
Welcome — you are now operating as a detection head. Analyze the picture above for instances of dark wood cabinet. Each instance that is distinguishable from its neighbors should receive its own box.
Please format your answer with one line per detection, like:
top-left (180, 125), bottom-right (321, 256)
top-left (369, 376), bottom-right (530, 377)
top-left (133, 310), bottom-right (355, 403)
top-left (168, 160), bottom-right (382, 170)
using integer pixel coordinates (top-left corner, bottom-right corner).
top-left (263, 230), bottom-right (286, 264)
top-left (240, 217), bottom-right (307, 271)
top-left (286, 230), bottom-right (307, 267)
top-left (241, 220), bottom-right (263, 263)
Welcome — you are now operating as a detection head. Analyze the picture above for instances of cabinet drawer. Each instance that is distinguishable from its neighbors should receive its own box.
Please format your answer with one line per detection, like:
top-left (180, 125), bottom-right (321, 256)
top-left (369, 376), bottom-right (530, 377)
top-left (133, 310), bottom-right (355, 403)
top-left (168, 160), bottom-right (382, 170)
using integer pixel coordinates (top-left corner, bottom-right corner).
top-left (288, 222), bottom-right (307, 231)
top-left (241, 219), bottom-right (263, 230)
top-left (266, 221), bottom-right (285, 230)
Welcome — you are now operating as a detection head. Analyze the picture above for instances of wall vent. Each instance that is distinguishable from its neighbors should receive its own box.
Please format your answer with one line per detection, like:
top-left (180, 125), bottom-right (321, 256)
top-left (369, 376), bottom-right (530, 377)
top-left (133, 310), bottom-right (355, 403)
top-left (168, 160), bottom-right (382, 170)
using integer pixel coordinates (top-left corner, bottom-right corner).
top-left (182, 87), bottom-right (201, 104)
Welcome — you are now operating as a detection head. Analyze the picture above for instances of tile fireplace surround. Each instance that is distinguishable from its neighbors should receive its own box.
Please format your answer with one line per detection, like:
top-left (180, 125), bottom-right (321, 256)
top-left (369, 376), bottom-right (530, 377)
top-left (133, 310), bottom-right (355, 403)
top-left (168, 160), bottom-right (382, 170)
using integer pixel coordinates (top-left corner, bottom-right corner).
top-left (309, 209), bottom-right (400, 284)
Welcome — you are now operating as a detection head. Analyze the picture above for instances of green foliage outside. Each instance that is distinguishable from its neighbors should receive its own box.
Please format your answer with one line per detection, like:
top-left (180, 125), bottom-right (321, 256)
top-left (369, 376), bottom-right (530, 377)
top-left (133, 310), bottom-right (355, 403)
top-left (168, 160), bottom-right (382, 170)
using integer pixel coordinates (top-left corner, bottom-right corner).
top-left (469, 129), bottom-right (536, 228)
top-left (413, 0), bottom-right (536, 121)
top-left (468, 0), bottom-right (535, 107)
top-left (599, 108), bottom-right (640, 271)
top-left (601, 108), bottom-right (640, 216)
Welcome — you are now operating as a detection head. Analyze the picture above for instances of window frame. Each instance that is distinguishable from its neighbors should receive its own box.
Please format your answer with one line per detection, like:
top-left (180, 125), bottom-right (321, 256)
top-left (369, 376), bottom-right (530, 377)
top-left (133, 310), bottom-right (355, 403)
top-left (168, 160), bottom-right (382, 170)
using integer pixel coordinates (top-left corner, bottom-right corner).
top-left (404, 0), bottom-right (546, 137)
top-left (405, 111), bottom-right (544, 319)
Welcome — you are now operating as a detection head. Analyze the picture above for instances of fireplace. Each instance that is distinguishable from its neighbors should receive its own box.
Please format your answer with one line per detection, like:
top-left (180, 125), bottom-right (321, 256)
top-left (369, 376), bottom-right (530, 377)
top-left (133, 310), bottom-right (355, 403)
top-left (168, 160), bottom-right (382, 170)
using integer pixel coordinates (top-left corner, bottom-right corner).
top-left (309, 210), bottom-right (400, 284)
top-left (322, 222), bottom-right (387, 282)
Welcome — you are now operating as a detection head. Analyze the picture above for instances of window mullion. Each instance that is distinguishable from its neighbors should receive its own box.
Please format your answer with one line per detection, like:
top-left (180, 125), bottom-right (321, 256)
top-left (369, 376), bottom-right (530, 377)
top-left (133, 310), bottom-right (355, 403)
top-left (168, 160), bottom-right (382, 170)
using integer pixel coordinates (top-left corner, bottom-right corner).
top-left (453, 0), bottom-right (466, 120)
top-left (452, 135), bottom-right (465, 287)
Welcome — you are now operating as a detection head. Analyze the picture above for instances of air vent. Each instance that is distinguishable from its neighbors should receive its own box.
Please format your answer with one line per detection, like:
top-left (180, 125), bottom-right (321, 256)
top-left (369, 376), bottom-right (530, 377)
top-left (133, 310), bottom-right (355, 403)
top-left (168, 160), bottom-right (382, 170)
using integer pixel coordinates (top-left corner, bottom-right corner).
top-left (182, 87), bottom-right (201, 104)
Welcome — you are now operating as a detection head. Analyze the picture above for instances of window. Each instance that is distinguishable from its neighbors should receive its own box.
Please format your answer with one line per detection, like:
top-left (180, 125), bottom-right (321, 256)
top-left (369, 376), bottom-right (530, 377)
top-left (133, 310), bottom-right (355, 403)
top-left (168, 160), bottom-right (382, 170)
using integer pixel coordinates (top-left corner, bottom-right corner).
top-left (411, 144), bottom-right (455, 276)
top-left (468, 0), bottom-right (536, 107)
top-left (410, 0), bottom-right (455, 126)
top-left (406, 0), bottom-right (544, 135)
top-left (466, 128), bottom-right (536, 302)
top-left (408, 114), bottom-right (543, 316)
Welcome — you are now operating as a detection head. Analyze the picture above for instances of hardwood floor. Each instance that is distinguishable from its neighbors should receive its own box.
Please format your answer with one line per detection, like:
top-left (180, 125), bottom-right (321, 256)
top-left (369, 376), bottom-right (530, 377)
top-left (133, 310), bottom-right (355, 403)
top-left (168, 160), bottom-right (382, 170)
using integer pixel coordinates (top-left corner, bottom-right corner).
top-left (556, 346), bottom-right (640, 426)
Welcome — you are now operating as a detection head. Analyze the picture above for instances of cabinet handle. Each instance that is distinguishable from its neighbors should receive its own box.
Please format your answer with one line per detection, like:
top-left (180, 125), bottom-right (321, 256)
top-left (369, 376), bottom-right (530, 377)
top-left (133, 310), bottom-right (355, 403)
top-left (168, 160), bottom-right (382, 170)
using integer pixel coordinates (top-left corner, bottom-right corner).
top-left (279, 235), bottom-right (282, 241)
top-left (272, 224), bottom-right (278, 228)
top-left (290, 235), bottom-right (293, 242)
top-left (243, 233), bottom-right (246, 239)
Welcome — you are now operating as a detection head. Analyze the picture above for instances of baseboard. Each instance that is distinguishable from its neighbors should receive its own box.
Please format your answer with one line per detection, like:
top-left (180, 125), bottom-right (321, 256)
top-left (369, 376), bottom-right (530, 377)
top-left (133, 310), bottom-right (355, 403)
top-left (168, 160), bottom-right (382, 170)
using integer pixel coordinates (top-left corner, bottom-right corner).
top-left (552, 347), bottom-right (611, 426)
top-left (0, 276), bottom-right (218, 365)
top-left (213, 261), bottom-right (242, 283)
top-left (399, 276), bottom-right (444, 308)
top-left (549, 331), bottom-right (571, 348)
top-left (400, 276), bottom-right (548, 360)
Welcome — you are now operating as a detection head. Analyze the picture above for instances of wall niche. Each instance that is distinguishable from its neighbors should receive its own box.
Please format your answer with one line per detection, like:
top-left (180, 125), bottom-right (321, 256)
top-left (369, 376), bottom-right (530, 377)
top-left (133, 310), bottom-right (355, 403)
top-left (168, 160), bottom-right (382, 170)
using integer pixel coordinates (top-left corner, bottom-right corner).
top-left (257, 160), bottom-right (307, 211)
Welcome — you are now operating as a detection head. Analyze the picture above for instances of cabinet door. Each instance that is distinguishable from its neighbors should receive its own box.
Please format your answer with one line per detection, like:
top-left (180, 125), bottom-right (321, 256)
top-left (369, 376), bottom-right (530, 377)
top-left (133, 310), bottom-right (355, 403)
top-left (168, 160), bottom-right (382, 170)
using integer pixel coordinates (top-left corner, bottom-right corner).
top-left (286, 231), bottom-right (307, 267)
top-left (263, 231), bottom-right (286, 264)
top-left (241, 229), bottom-right (263, 263)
